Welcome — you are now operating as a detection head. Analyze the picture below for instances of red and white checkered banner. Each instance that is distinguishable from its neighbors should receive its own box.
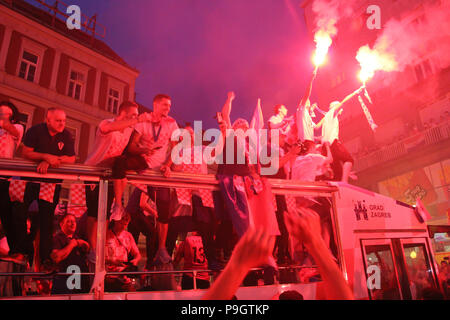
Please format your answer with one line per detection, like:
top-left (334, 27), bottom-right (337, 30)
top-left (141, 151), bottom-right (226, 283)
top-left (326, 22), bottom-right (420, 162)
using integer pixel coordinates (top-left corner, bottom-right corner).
top-left (39, 183), bottom-right (56, 203)
top-left (272, 194), bottom-right (278, 212)
top-left (286, 195), bottom-right (297, 213)
top-left (0, 131), bottom-right (10, 159)
top-left (9, 180), bottom-right (27, 203)
top-left (176, 188), bottom-right (192, 205)
top-left (69, 184), bottom-right (86, 206)
top-left (199, 189), bottom-right (214, 208)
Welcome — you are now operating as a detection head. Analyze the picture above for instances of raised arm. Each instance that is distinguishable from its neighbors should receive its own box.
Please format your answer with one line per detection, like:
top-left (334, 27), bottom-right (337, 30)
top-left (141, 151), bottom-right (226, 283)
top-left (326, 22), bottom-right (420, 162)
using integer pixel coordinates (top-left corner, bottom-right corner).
top-left (202, 228), bottom-right (275, 300)
top-left (334, 86), bottom-right (365, 115)
top-left (299, 69), bottom-right (318, 108)
top-left (100, 113), bottom-right (152, 135)
top-left (285, 208), bottom-right (354, 300)
top-left (221, 92), bottom-right (235, 130)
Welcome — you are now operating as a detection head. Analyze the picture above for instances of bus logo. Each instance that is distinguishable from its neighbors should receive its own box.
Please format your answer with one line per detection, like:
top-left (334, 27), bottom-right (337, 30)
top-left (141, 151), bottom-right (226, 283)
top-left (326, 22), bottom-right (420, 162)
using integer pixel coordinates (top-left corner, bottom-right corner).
top-left (354, 200), bottom-right (369, 221)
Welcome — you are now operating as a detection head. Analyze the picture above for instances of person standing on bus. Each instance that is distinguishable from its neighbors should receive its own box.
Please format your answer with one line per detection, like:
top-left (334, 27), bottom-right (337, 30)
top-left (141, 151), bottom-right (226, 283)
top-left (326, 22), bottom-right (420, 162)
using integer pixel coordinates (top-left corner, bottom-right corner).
top-left (14, 108), bottom-right (75, 269)
top-left (84, 101), bottom-right (151, 256)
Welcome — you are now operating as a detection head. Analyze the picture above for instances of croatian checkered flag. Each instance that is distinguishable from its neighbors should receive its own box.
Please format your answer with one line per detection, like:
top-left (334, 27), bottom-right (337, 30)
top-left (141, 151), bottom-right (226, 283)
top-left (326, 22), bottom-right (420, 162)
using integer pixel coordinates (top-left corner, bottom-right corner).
top-left (199, 189), bottom-right (214, 208)
top-left (68, 184), bottom-right (87, 217)
top-left (285, 195), bottom-right (297, 213)
top-left (39, 183), bottom-right (56, 203)
top-left (69, 184), bottom-right (86, 206)
top-left (176, 188), bottom-right (192, 205)
top-left (9, 180), bottom-right (27, 203)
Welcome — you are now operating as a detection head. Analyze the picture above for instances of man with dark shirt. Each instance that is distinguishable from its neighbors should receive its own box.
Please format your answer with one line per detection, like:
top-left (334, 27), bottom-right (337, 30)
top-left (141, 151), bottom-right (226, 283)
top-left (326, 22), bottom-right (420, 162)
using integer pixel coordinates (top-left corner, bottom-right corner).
top-left (9, 108), bottom-right (76, 267)
top-left (51, 213), bottom-right (90, 294)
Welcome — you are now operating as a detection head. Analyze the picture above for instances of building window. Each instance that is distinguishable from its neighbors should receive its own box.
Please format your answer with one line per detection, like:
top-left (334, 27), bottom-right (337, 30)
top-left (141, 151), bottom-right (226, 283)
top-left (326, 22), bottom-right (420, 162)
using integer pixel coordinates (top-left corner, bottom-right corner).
top-left (414, 59), bottom-right (434, 83)
top-left (68, 71), bottom-right (85, 100)
top-left (18, 51), bottom-right (39, 82)
top-left (107, 88), bottom-right (120, 114)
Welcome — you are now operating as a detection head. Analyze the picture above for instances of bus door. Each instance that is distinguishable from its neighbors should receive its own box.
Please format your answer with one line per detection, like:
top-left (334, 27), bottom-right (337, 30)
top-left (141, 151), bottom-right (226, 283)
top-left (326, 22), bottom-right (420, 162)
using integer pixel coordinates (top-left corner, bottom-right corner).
top-left (360, 239), bottom-right (403, 300)
top-left (397, 238), bottom-right (439, 300)
top-left (361, 237), bottom-right (439, 300)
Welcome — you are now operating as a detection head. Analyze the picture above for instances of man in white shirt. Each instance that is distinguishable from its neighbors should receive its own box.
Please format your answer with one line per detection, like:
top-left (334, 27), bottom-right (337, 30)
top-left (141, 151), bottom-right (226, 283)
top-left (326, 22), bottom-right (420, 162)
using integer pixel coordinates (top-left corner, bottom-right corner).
top-left (124, 94), bottom-right (179, 263)
top-left (296, 69), bottom-right (318, 144)
top-left (0, 102), bottom-right (25, 266)
top-left (317, 86), bottom-right (363, 183)
top-left (84, 101), bottom-right (151, 252)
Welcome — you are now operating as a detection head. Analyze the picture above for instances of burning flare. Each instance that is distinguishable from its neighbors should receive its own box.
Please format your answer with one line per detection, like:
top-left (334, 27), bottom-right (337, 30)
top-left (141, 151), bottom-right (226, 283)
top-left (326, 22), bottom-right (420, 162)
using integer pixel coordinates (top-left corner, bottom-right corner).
top-left (356, 45), bottom-right (397, 84)
top-left (313, 30), bottom-right (332, 68)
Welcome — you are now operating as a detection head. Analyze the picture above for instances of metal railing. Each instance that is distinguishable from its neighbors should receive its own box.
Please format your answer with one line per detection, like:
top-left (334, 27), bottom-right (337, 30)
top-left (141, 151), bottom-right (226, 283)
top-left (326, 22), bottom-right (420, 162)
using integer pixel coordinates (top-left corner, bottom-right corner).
top-left (354, 120), bottom-right (450, 172)
top-left (0, 159), bottom-right (338, 299)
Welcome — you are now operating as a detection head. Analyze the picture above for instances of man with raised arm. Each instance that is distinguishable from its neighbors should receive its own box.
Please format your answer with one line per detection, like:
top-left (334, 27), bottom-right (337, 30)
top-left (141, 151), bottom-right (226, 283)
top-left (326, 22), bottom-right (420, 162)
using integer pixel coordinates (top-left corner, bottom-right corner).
top-left (296, 69), bottom-right (319, 144)
top-left (84, 101), bottom-right (151, 254)
top-left (316, 86), bottom-right (364, 183)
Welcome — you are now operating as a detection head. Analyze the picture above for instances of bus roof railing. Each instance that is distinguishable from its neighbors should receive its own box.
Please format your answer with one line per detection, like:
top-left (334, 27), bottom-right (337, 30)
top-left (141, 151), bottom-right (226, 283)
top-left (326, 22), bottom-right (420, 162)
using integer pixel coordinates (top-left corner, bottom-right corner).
top-left (0, 159), bottom-right (339, 197)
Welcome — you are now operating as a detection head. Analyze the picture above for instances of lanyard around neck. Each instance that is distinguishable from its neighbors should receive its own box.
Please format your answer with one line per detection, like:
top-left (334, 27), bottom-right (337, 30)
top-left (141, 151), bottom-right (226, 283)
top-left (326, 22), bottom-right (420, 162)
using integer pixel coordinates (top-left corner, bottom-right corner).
top-left (152, 122), bottom-right (162, 142)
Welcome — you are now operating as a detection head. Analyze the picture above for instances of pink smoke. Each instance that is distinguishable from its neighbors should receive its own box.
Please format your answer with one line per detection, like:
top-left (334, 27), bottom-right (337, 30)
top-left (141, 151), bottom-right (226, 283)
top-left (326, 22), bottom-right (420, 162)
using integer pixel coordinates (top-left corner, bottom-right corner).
top-left (372, 0), bottom-right (450, 72)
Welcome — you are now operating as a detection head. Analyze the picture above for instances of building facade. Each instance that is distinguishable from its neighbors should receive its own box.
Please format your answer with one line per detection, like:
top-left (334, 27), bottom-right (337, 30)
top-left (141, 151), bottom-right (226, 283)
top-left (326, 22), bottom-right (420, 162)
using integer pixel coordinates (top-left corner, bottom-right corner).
top-left (301, 0), bottom-right (450, 225)
top-left (0, 0), bottom-right (139, 164)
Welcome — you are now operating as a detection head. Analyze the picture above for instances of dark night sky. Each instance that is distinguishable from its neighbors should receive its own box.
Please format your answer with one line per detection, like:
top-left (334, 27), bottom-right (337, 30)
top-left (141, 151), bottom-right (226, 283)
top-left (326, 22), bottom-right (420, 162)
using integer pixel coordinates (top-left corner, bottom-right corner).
top-left (61, 0), bottom-right (317, 128)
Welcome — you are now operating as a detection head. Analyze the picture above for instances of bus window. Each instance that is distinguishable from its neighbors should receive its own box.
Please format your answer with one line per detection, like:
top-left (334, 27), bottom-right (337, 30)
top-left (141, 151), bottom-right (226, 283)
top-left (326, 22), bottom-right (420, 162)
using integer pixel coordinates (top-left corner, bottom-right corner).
top-left (402, 243), bottom-right (435, 300)
top-left (363, 244), bottom-right (402, 300)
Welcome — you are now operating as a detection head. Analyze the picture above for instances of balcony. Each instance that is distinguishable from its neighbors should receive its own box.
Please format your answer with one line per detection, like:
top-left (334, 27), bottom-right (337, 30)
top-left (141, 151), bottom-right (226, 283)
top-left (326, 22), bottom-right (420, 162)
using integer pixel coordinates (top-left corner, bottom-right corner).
top-left (353, 119), bottom-right (450, 173)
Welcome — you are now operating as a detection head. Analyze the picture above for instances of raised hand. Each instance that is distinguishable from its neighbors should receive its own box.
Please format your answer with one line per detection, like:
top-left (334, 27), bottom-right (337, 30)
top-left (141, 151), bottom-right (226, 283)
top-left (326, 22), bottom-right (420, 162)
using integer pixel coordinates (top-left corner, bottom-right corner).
top-left (285, 207), bottom-right (322, 249)
top-left (229, 227), bottom-right (275, 270)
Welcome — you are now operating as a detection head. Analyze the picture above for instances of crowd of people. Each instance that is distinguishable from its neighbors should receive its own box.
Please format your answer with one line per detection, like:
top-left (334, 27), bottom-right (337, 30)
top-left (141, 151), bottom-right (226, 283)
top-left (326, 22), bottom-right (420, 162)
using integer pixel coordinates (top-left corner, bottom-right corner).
top-left (0, 68), bottom-right (446, 299)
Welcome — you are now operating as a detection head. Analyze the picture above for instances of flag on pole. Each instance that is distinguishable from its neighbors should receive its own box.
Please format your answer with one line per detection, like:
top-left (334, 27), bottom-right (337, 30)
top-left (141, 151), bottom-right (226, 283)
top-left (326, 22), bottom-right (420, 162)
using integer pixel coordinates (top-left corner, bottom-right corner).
top-left (250, 98), bottom-right (264, 172)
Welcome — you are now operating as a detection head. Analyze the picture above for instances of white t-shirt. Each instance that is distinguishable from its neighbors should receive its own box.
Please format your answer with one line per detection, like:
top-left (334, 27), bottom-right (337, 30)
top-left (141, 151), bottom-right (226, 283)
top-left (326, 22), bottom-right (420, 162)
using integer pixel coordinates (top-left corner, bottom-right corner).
top-left (0, 124), bottom-right (23, 159)
top-left (291, 153), bottom-right (328, 182)
top-left (134, 117), bottom-right (179, 169)
top-left (85, 118), bottom-right (134, 166)
top-left (297, 105), bottom-right (315, 142)
top-left (321, 109), bottom-right (339, 144)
